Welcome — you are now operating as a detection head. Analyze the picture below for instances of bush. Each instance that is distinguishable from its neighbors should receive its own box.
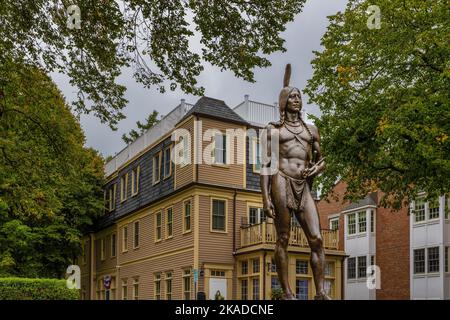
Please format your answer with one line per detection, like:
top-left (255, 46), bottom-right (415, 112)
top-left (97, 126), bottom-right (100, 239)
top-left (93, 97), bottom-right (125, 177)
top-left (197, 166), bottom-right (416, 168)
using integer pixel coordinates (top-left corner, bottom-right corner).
top-left (271, 288), bottom-right (284, 300)
top-left (0, 277), bottom-right (79, 300)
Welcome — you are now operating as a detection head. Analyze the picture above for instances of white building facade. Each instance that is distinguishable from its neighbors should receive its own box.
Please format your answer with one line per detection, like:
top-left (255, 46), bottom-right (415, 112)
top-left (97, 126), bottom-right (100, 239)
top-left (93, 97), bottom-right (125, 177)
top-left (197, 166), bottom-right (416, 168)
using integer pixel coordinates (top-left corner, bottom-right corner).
top-left (410, 194), bottom-right (450, 299)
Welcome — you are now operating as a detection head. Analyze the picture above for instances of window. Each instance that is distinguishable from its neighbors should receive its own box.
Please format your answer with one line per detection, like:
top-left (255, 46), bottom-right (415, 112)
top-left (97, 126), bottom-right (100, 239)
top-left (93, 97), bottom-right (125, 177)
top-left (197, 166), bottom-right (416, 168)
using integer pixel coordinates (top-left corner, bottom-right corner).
top-left (329, 217), bottom-right (339, 231)
top-left (166, 207), bottom-right (173, 238)
top-left (252, 278), bottom-right (260, 300)
top-left (122, 226), bottom-right (128, 252)
top-left (100, 238), bottom-right (106, 260)
top-left (121, 279), bottom-right (128, 300)
top-left (163, 147), bottom-right (172, 178)
top-left (252, 138), bottom-right (261, 172)
top-left (414, 198), bottom-right (425, 222)
top-left (347, 213), bottom-right (356, 235)
top-left (133, 278), bottom-right (139, 300)
top-left (154, 274), bottom-right (161, 300)
top-left (370, 255), bottom-right (375, 267)
top-left (212, 199), bottom-right (226, 231)
top-left (358, 256), bottom-right (367, 278)
top-left (165, 272), bottom-right (172, 300)
top-left (120, 174), bottom-right (128, 201)
top-left (428, 247), bottom-right (440, 273)
top-left (153, 152), bottom-right (161, 184)
top-left (131, 166), bottom-right (140, 195)
top-left (271, 277), bottom-right (280, 289)
top-left (106, 184), bottom-right (116, 212)
top-left (81, 241), bottom-right (87, 265)
top-left (183, 269), bottom-right (191, 300)
top-left (324, 279), bottom-right (334, 297)
top-left (155, 212), bottom-right (162, 241)
top-left (183, 200), bottom-right (191, 232)
top-left (211, 270), bottom-right (226, 277)
top-left (414, 249), bottom-right (425, 274)
top-left (111, 233), bottom-right (116, 257)
top-left (446, 196), bottom-right (449, 219)
top-left (241, 261), bottom-right (248, 275)
top-left (241, 279), bottom-right (248, 300)
top-left (214, 133), bottom-right (227, 165)
top-left (296, 279), bottom-right (308, 300)
top-left (428, 198), bottom-right (440, 220)
top-left (179, 135), bottom-right (190, 166)
top-left (445, 247), bottom-right (449, 273)
top-left (324, 261), bottom-right (335, 277)
top-left (133, 221), bottom-right (140, 248)
top-left (270, 259), bottom-right (277, 273)
top-left (358, 211), bottom-right (367, 233)
top-left (296, 260), bottom-right (308, 275)
top-left (252, 258), bottom-right (260, 274)
top-left (370, 210), bottom-right (375, 233)
top-left (249, 207), bottom-right (265, 225)
top-left (347, 257), bottom-right (356, 279)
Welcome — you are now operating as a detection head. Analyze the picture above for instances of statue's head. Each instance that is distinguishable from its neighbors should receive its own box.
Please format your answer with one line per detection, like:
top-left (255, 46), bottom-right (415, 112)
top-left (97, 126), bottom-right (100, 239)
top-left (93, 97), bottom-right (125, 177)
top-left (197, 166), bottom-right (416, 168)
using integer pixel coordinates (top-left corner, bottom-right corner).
top-left (278, 64), bottom-right (302, 122)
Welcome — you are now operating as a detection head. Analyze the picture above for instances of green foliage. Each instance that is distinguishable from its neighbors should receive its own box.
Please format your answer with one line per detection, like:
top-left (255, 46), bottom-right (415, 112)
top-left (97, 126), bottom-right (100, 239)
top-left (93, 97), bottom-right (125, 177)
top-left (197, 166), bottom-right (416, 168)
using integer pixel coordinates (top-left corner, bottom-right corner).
top-left (0, 0), bottom-right (307, 129)
top-left (305, 0), bottom-right (450, 208)
top-left (270, 288), bottom-right (284, 300)
top-left (122, 110), bottom-right (160, 144)
top-left (0, 60), bottom-right (105, 277)
top-left (0, 278), bottom-right (79, 300)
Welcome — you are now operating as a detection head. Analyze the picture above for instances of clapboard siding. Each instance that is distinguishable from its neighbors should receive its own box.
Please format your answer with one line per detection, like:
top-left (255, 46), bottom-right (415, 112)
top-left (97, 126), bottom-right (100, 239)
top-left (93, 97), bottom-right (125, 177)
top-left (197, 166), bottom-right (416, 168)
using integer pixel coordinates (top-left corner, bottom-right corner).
top-left (197, 117), bottom-right (245, 188)
top-left (95, 225), bottom-right (118, 273)
top-left (175, 117), bottom-right (195, 189)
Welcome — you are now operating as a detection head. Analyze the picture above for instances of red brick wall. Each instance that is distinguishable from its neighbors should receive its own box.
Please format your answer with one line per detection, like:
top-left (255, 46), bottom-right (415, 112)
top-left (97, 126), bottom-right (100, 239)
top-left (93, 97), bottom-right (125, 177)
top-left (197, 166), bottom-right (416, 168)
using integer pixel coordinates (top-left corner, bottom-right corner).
top-left (375, 205), bottom-right (410, 299)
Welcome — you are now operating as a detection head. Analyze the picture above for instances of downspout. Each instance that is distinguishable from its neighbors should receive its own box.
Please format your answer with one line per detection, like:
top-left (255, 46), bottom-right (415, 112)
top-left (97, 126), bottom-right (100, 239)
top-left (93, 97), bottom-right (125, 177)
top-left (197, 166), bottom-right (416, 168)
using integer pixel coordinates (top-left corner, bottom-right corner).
top-left (195, 115), bottom-right (199, 183)
top-left (263, 251), bottom-right (267, 300)
top-left (90, 232), bottom-right (95, 300)
top-left (233, 189), bottom-right (237, 253)
top-left (341, 257), bottom-right (345, 300)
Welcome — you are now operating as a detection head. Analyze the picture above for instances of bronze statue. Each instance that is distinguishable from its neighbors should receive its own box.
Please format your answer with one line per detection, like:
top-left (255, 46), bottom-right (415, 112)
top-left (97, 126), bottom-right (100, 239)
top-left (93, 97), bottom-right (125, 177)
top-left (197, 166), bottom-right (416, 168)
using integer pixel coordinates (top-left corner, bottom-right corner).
top-left (260, 64), bottom-right (330, 300)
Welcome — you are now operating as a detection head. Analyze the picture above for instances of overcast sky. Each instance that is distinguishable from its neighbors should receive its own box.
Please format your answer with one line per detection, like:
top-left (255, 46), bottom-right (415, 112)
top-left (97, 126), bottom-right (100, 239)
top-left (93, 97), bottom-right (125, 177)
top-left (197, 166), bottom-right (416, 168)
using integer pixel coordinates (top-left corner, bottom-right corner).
top-left (52, 0), bottom-right (349, 158)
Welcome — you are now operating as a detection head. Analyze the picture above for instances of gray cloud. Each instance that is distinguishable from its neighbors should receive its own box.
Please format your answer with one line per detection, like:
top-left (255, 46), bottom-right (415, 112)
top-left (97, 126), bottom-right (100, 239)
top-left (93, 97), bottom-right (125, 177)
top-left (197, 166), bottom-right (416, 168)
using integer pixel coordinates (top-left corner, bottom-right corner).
top-left (52, 0), bottom-right (348, 157)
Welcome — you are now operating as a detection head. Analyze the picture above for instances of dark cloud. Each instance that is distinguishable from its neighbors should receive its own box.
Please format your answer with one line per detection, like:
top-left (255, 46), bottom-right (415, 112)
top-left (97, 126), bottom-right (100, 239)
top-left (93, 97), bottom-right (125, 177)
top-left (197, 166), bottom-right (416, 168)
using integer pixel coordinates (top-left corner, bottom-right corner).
top-left (52, 0), bottom-right (348, 157)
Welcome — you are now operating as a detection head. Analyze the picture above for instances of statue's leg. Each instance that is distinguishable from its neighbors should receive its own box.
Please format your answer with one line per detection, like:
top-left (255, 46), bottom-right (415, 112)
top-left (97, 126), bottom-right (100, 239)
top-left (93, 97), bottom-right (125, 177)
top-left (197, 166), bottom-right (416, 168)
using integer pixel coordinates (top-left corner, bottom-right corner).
top-left (271, 173), bottom-right (295, 299)
top-left (294, 188), bottom-right (330, 299)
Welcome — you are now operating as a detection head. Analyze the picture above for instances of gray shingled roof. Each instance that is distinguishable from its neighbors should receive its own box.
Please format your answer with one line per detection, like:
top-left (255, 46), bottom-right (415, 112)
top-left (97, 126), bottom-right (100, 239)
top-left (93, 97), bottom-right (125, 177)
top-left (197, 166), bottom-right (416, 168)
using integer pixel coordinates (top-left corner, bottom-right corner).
top-left (344, 192), bottom-right (378, 211)
top-left (177, 96), bottom-right (248, 125)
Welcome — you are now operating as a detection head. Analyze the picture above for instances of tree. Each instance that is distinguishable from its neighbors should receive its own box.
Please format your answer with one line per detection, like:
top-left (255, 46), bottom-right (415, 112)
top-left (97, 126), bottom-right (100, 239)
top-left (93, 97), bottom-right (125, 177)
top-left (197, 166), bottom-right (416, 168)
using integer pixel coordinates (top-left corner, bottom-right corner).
top-left (304, 0), bottom-right (450, 208)
top-left (1, 0), bottom-right (307, 129)
top-left (122, 110), bottom-right (160, 144)
top-left (0, 60), bottom-right (105, 277)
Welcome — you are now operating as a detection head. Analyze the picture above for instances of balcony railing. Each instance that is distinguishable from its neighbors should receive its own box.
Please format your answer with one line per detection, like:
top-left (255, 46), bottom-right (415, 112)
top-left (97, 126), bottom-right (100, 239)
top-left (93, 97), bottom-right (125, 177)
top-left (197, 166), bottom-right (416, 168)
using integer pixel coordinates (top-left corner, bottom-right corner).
top-left (239, 222), bottom-right (339, 250)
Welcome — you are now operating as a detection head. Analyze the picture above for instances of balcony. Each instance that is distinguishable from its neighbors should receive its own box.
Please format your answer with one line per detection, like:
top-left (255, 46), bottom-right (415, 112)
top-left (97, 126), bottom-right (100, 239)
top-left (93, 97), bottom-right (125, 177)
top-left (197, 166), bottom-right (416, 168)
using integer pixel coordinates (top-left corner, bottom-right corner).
top-left (239, 222), bottom-right (339, 250)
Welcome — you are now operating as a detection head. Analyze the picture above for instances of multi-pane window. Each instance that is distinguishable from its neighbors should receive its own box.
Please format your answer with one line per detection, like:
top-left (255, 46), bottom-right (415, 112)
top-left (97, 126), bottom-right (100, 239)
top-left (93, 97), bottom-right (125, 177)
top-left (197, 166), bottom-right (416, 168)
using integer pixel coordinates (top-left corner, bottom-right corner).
top-left (165, 272), bottom-right (172, 300)
top-left (211, 270), bottom-right (226, 277)
top-left (156, 212), bottom-right (162, 241)
top-left (100, 238), bottom-right (105, 260)
top-left (347, 213), bottom-right (356, 235)
top-left (428, 199), bottom-right (440, 219)
top-left (329, 217), bottom-right (339, 231)
top-left (347, 257), bottom-right (356, 279)
top-left (370, 255), bottom-right (375, 267)
top-left (358, 256), bottom-right (367, 278)
top-left (296, 279), bottom-right (308, 300)
top-left (252, 258), bottom-right (260, 274)
top-left (445, 247), bottom-right (449, 273)
top-left (414, 198), bottom-right (425, 222)
top-left (212, 199), bottom-right (226, 231)
top-left (358, 211), bottom-right (367, 233)
top-left (153, 152), bottom-right (161, 184)
top-left (252, 138), bottom-right (261, 172)
top-left (184, 200), bottom-right (191, 232)
top-left (241, 279), bottom-right (248, 300)
top-left (183, 269), bottom-right (191, 300)
top-left (370, 210), bottom-right (375, 233)
top-left (106, 184), bottom-right (116, 212)
top-left (270, 259), bottom-right (277, 273)
top-left (133, 278), bottom-right (139, 300)
top-left (121, 279), bottom-right (128, 300)
top-left (241, 261), bottom-right (248, 275)
top-left (296, 260), bottom-right (308, 275)
top-left (249, 207), bottom-right (265, 225)
top-left (131, 166), bottom-right (140, 196)
top-left (120, 174), bottom-right (128, 201)
top-left (446, 196), bottom-right (449, 219)
top-left (122, 226), bottom-right (128, 252)
top-left (154, 274), bottom-right (161, 300)
top-left (428, 247), bottom-right (440, 273)
top-left (166, 208), bottom-right (173, 238)
top-left (414, 249), bottom-right (425, 274)
top-left (214, 133), bottom-right (227, 164)
top-left (252, 278), bottom-right (260, 300)
top-left (163, 147), bottom-right (172, 178)
top-left (133, 221), bottom-right (140, 248)
top-left (111, 233), bottom-right (117, 257)
top-left (324, 261), bottom-right (334, 277)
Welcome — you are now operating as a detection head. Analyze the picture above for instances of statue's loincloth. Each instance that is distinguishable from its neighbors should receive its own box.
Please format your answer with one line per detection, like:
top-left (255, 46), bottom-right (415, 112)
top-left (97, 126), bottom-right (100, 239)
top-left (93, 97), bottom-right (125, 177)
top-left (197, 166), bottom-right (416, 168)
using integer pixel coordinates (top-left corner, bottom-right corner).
top-left (277, 170), bottom-right (307, 212)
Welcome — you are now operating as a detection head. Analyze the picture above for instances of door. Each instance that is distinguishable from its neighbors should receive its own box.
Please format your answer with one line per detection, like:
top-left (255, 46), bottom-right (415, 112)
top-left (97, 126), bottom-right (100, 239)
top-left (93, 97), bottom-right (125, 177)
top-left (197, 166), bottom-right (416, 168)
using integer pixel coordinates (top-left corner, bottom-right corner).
top-left (209, 278), bottom-right (227, 300)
